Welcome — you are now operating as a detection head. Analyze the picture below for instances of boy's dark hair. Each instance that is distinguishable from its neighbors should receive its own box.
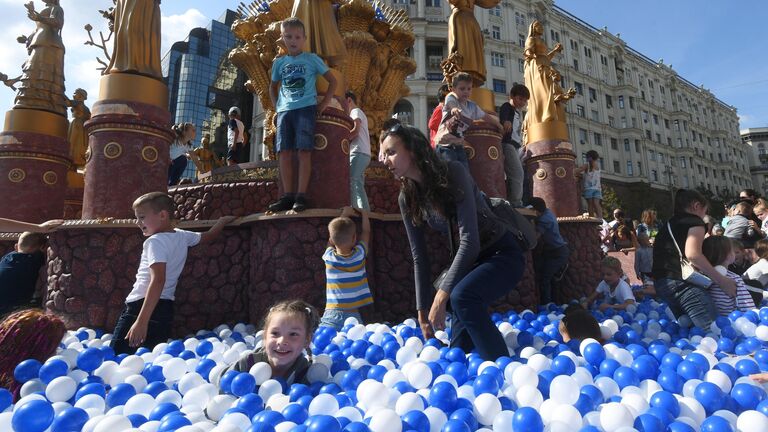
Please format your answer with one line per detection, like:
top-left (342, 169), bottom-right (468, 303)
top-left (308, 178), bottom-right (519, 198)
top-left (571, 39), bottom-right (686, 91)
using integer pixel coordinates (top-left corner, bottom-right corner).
top-left (510, 83), bottom-right (530, 98)
top-left (345, 91), bottom-right (357, 104)
top-left (740, 188), bottom-right (758, 200)
top-left (601, 256), bottom-right (623, 274)
top-left (673, 189), bottom-right (708, 215)
top-left (451, 72), bottom-right (473, 88)
top-left (702, 235), bottom-right (734, 267)
top-left (437, 84), bottom-right (450, 103)
top-left (586, 150), bottom-right (599, 161)
top-left (328, 217), bottom-right (357, 246)
top-left (529, 197), bottom-right (547, 213)
top-left (755, 239), bottom-right (768, 260)
top-left (17, 232), bottom-right (47, 251)
top-left (561, 304), bottom-right (602, 342)
top-left (281, 17), bottom-right (305, 35)
top-left (132, 192), bottom-right (175, 215)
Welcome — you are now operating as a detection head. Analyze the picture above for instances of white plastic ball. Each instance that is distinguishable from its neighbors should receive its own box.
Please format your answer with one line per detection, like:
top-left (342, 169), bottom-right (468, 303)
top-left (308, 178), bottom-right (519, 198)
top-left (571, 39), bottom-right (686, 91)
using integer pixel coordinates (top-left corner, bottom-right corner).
top-left (308, 393), bottom-right (339, 416)
top-left (550, 375), bottom-right (579, 405)
top-left (473, 393), bottom-right (501, 426)
top-left (736, 410), bottom-right (768, 432)
top-left (407, 362), bottom-right (433, 389)
top-left (368, 408), bottom-right (401, 432)
top-left (162, 357), bottom-right (188, 382)
top-left (123, 393), bottom-right (156, 417)
top-left (423, 407), bottom-right (447, 432)
top-left (94, 415), bottom-right (132, 432)
top-left (257, 379), bottom-right (283, 402)
top-left (515, 385), bottom-right (543, 409)
top-left (599, 402), bottom-right (634, 431)
top-left (45, 376), bottom-right (77, 402)
top-left (395, 392), bottom-right (424, 415)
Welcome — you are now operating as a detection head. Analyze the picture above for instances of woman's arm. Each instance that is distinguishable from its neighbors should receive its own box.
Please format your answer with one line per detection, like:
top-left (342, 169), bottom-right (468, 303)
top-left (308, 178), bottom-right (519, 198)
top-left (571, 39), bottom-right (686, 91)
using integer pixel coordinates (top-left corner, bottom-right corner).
top-left (398, 193), bottom-right (432, 311)
top-left (685, 226), bottom-right (737, 297)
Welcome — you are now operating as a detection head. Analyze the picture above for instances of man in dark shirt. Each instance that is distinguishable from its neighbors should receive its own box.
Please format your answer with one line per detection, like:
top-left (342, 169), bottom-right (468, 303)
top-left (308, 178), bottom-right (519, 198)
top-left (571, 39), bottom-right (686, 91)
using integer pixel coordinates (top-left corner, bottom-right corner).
top-left (530, 197), bottom-right (570, 305)
top-left (0, 232), bottom-right (47, 314)
top-left (498, 84), bottom-right (530, 207)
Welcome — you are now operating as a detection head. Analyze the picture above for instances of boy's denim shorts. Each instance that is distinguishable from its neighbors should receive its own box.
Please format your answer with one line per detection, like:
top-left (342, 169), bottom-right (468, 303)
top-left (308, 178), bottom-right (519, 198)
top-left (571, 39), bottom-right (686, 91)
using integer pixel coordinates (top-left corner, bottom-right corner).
top-left (583, 188), bottom-right (603, 200)
top-left (276, 105), bottom-right (317, 153)
top-left (319, 308), bottom-right (363, 331)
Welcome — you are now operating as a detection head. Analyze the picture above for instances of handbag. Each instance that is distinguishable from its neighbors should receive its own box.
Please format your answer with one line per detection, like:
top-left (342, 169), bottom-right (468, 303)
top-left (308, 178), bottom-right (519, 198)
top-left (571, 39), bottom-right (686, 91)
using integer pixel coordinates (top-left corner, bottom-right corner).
top-left (667, 222), bottom-right (712, 288)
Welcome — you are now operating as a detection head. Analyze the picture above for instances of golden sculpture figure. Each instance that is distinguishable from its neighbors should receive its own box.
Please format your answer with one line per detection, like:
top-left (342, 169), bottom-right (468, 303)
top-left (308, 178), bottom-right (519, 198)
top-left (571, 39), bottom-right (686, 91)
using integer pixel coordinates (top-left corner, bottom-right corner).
top-left (13, 0), bottom-right (67, 116)
top-left (523, 20), bottom-right (569, 143)
top-left (66, 89), bottom-right (91, 169)
top-left (106, 0), bottom-right (162, 79)
top-left (189, 134), bottom-right (224, 175)
top-left (549, 69), bottom-right (576, 122)
top-left (447, 0), bottom-right (500, 85)
top-left (291, 0), bottom-right (347, 67)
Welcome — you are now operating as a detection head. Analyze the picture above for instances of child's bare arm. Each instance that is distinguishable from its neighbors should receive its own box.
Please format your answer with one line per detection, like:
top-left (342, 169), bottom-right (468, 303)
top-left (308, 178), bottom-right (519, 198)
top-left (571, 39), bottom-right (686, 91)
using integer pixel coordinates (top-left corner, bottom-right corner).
top-left (318, 71), bottom-right (337, 113)
top-left (200, 216), bottom-right (237, 244)
top-left (360, 209), bottom-right (371, 246)
top-left (584, 290), bottom-right (600, 307)
top-left (0, 218), bottom-right (63, 233)
top-left (126, 262), bottom-right (165, 347)
top-left (483, 113), bottom-right (504, 132)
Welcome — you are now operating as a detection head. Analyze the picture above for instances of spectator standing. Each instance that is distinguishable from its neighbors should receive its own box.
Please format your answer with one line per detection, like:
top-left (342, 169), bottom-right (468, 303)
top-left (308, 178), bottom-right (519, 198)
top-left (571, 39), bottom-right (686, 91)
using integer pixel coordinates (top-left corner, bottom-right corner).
top-left (498, 83), bottom-right (530, 207)
top-left (635, 209), bottom-right (657, 286)
top-left (168, 122), bottom-right (195, 186)
top-left (428, 84), bottom-right (450, 147)
top-left (345, 91), bottom-right (371, 210)
top-left (227, 107), bottom-right (245, 166)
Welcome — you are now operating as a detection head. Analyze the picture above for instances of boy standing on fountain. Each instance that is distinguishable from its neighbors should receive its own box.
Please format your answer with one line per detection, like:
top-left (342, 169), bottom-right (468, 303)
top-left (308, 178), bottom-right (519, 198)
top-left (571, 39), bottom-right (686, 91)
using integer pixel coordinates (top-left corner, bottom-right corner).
top-left (111, 192), bottom-right (235, 354)
top-left (268, 17), bottom-right (338, 213)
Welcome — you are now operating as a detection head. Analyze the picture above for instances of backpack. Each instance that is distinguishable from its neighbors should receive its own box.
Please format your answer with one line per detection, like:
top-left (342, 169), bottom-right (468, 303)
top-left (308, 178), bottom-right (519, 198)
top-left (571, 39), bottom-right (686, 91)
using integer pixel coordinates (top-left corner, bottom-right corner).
top-left (485, 196), bottom-right (538, 250)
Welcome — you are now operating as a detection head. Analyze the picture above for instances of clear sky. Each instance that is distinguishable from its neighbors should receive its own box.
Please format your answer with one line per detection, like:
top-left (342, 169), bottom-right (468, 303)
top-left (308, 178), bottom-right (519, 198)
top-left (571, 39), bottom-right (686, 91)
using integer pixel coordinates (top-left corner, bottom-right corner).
top-left (0, 1), bottom-right (764, 129)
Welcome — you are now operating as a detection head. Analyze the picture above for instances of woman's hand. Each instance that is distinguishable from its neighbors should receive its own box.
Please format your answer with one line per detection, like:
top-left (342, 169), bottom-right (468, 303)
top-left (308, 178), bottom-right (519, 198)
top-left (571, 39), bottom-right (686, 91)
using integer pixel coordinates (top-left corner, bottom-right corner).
top-left (429, 290), bottom-right (450, 332)
top-left (417, 309), bottom-right (434, 340)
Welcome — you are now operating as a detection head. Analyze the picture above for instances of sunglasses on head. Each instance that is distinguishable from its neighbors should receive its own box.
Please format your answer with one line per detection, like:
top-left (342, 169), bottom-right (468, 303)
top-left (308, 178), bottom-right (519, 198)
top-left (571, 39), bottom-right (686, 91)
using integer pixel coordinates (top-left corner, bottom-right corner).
top-left (386, 123), bottom-right (413, 147)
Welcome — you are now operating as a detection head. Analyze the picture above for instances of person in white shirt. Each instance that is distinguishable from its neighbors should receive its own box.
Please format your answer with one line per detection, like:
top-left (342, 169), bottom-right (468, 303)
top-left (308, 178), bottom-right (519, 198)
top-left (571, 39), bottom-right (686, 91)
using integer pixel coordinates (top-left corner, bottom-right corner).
top-left (744, 238), bottom-right (768, 288)
top-left (227, 106), bottom-right (245, 166)
top-left (583, 256), bottom-right (636, 311)
top-left (345, 91), bottom-right (371, 210)
top-left (110, 192), bottom-right (235, 354)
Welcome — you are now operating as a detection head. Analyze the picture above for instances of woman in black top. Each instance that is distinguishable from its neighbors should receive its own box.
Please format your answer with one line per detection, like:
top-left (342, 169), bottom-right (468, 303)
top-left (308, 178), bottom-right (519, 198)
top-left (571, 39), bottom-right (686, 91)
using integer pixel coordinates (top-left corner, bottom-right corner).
top-left (380, 123), bottom-right (525, 361)
top-left (652, 189), bottom-right (736, 329)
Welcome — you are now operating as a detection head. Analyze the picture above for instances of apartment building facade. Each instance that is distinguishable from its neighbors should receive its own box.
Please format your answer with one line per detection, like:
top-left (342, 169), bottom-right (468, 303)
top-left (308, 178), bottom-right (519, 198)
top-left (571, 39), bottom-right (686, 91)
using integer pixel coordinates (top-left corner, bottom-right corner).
top-left (743, 128), bottom-right (768, 195)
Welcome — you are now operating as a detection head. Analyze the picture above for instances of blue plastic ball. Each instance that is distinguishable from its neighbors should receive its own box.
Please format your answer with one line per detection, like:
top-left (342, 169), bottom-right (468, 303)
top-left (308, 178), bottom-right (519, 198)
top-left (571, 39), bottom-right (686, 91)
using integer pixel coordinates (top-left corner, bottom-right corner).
top-left (236, 393), bottom-right (265, 417)
top-left (12, 399), bottom-right (54, 432)
top-left (449, 408), bottom-right (478, 431)
top-left (512, 407), bottom-right (543, 432)
top-left (402, 410), bottom-right (430, 432)
top-left (149, 402), bottom-right (180, 421)
top-left (76, 347), bottom-right (104, 372)
top-left (583, 343), bottom-right (606, 366)
top-left (252, 410), bottom-right (285, 426)
top-left (551, 355), bottom-right (576, 375)
top-left (649, 390), bottom-right (680, 417)
top-left (306, 415), bottom-right (341, 432)
top-left (127, 414), bottom-right (148, 427)
top-left (282, 403), bottom-right (308, 424)
top-left (50, 407), bottom-right (89, 432)
top-left (731, 383), bottom-right (764, 411)
top-left (195, 358), bottom-right (217, 380)
top-left (700, 415), bottom-right (734, 432)
top-left (13, 359), bottom-right (42, 384)
top-left (0, 388), bottom-right (11, 413)
top-left (158, 413), bottom-right (191, 431)
top-left (106, 383), bottom-right (136, 408)
top-left (231, 372), bottom-right (257, 396)
top-left (343, 421), bottom-right (371, 432)
top-left (38, 359), bottom-right (68, 384)
top-left (694, 382), bottom-right (726, 414)
top-left (633, 413), bottom-right (665, 432)
top-left (440, 419), bottom-right (470, 432)
top-left (428, 382), bottom-right (457, 412)
top-left (613, 366), bottom-right (640, 389)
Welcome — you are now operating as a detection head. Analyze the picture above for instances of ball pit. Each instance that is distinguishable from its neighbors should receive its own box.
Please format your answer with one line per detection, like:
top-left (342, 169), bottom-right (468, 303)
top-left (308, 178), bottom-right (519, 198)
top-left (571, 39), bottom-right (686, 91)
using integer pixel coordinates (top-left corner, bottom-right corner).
top-left (2, 300), bottom-right (768, 431)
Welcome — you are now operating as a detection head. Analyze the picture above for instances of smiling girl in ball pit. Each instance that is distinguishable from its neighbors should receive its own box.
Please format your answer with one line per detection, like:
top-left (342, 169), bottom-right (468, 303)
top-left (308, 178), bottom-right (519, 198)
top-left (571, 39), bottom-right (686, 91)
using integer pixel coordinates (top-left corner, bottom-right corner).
top-left (224, 300), bottom-right (319, 385)
top-left (380, 121), bottom-right (525, 361)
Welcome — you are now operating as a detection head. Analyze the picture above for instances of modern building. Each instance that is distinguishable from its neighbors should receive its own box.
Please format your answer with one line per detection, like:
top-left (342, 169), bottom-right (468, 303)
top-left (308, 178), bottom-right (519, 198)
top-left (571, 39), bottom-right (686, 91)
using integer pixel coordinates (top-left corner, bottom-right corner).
top-left (162, 9), bottom-right (249, 179)
top-left (389, 0), bottom-right (749, 210)
top-left (743, 128), bottom-right (768, 195)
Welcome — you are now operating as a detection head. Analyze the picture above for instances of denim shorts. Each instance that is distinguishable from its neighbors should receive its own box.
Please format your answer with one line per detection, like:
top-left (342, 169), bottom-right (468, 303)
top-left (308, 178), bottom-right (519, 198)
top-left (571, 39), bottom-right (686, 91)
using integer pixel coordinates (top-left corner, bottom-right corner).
top-left (320, 308), bottom-right (363, 331)
top-left (276, 105), bottom-right (317, 153)
top-left (583, 188), bottom-right (603, 200)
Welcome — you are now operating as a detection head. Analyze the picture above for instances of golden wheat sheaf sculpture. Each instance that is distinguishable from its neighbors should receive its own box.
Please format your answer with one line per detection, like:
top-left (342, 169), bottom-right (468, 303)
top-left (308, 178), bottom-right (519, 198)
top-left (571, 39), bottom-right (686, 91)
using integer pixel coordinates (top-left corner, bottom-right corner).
top-left (231, 0), bottom-right (416, 157)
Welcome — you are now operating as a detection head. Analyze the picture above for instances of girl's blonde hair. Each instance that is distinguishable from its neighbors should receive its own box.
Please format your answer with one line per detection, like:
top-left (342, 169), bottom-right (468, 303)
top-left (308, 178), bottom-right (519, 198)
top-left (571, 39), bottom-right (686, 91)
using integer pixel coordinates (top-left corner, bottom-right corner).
top-left (640, 209), bottom-right (657, 226)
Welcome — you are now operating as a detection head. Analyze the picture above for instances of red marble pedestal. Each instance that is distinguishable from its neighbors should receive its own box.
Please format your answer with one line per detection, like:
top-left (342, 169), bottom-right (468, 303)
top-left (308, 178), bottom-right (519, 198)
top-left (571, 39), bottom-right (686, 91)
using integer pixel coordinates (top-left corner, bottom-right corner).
top-left (464, 121), bottom-right (506, 198)
top-left (277, 107), bottom-right (353, 209)
top-left (82, 100), bottom-right (173, 219)
top-left (0, 109), bottom-right (70, 222)
top-left (524, 139), bottom-right (580, 217)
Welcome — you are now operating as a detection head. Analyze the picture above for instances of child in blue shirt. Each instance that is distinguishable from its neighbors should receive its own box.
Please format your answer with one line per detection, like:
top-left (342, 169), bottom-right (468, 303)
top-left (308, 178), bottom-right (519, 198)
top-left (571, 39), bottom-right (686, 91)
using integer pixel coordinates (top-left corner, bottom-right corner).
top-left (0, 232), bottom-right (48, 314)
top-left (268, 17), bottom-right (338, 213)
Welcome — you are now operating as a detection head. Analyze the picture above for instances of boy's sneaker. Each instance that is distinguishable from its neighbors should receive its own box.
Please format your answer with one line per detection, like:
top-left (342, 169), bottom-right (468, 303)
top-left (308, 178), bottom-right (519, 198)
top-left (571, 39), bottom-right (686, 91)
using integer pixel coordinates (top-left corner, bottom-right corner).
top-left (268, 195), bottom-right (294, 212)
top-left (292, 195), bottom-right (307, 212)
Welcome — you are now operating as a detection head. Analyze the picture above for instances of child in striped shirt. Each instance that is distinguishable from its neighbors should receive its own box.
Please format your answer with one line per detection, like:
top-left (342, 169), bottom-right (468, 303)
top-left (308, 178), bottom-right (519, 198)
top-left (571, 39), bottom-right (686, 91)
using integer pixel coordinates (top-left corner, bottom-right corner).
top-left (320, 206), bottom-right (372, 330)
top-left (702, 236), bottom-right (755, 316)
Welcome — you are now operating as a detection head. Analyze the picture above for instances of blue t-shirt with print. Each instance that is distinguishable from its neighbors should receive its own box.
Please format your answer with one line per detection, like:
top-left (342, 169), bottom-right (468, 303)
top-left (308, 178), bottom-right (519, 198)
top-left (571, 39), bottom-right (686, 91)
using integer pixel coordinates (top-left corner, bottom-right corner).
top-left (271, 52), bottom-right (329, 113)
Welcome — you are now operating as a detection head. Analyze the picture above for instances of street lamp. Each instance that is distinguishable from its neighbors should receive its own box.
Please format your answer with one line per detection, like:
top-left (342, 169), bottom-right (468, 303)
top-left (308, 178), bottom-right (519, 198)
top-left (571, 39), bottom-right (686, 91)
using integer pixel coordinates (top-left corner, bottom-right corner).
top-left (663, 167), bottom-right (677, 205)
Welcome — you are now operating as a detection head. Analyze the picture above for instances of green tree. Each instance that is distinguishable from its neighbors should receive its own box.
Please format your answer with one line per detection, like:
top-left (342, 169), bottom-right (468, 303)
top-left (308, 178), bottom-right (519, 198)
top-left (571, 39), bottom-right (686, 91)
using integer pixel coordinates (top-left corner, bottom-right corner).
top-left (601, 186), bottom-right (623, 219)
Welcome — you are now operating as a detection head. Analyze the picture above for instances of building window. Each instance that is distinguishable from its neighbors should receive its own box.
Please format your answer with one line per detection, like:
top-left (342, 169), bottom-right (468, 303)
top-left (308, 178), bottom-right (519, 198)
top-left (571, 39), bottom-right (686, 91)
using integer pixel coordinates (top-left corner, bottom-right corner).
top-left (629, 97), bottom-right (635, 109)
top-left (608, 116), bottom-right (615, 127)
top-left (635, 140), bottom-right (641, 153)
top-left (570, 39), bottom-right (578, 51)
top-left (579, 128), bottom-right (588, 144)
top-left (652, 169), bottom-right (658, 182)
top-left (605, 95), bottom-right (613, 108)
top-left (664, 118), bottom-right (670, 129)
top-left (642, 110), bottom-right (649, 123)
top-left (489, 5), bottom-right (501, 16)
top-left (611, 138), bottom-right (618, 150)
top-left (627, 161), bottom-right (634, 176)
top-left (515, 12), bottom-right (525, 26)
top-left (637, 162), bottom-right (643, 175)
top-left (518, 59), bottom-right (524, 73)
top-left (591, 110), bottom-right (599, 122)
top-left (583, 46), bottom-right (592, 58)
top-left (624, 139), bottom-right (630, 151)
top-left (600, 55), bottom-right (609, 66)
top-left (656, 133), bottom-right (661, 143)
top-left (574, 82), bottom-right (583, 95)
top-left (491, 52), bottom-right (505, 67)
top-left (594, 133), bottom-right (602, 146)
top-left (618, 96), bottom-right (624, 109)
top-left (576, 105), bottom-right (585, 117)
top-left (550, 30), bottom-right (560, 42)
top-left (621, 117), bottom-right (627, 128)
top-left (589, 88), bottom-right (597, 101)
top-left (613, 160), bottom-right (621, 173)
top-left (492, 26), bottom-right (501, 40)
top-left (648, 150), bottom-right (655, 161)
top-left (645, 130), bottom-right (652, 140)
top-left (492, 79), bottom-right (507, 94)
top-left (518, 34), bottom-right (526, 46)
top-left (426, 0), bottom-right (441, 6)
top-left (653, 114), bottom-right (659, 125)
top-left (573, 59), bottom-right (579, 71)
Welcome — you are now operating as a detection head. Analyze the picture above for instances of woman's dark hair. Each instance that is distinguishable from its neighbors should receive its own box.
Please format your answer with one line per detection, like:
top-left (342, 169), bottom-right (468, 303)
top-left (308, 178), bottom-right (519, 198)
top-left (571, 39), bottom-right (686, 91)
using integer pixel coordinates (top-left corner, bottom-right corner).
top-left (674, 188), bottom-right (708, 215)
top-left (586, 150), bottom-right (599, 161)
top-left (561, 304), bottom-right (602, 342)
top-left (437, 84), bottom-right (450, 104)
top-left (171, 122), bottom-right (195, 145)
top-left (529, 197), bottom-right (547, 213)
top-left (384, 124), bottom-right (454, 225)
top-left (702, 235), bottom-right (734, 267)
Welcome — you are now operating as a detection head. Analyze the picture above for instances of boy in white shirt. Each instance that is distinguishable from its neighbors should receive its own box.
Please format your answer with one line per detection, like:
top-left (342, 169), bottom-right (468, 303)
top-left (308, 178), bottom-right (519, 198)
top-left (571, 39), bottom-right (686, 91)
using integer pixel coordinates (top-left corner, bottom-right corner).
top-left (584, 256), bottom-right (636, 311)
top-left (111, 192), bottom-right (235, 354)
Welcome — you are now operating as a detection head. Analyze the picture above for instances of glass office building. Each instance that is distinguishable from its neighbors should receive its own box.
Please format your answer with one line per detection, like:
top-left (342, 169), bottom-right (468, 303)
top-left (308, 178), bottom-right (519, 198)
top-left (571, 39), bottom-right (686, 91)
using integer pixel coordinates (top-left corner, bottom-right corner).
top-left (162, 9), bottom-right (240, 180)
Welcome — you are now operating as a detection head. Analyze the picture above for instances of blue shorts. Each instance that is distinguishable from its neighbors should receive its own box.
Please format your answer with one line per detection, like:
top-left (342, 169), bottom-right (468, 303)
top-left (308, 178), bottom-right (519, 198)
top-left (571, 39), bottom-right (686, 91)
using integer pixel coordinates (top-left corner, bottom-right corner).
top-left (319, 308), bottom-right (363, 331)
top-left (583, 188), bottom-right (603, 200)
top-left (276, 105), bottom-right (317, 153)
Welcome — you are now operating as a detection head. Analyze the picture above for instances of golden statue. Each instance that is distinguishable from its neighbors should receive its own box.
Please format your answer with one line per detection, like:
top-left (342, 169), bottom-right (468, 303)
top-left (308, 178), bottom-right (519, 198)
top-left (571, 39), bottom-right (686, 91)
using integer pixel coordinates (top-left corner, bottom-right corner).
top-left (447, 0), bottom-right (500, 85)
top-left (106, 0), bottom-right (162, 79)
top-left (66, 88), bottom-right (90, 168)
top-left (549, 69), bottom-right (576, 122)
top-left (523, 20), bottom-right (569, 143)
top-left (291, 0), bottom-right (347, 67)
top-left (9, 0), bottom-right (68, 116)
top-left (189, 134), bottom-right (224, 175)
